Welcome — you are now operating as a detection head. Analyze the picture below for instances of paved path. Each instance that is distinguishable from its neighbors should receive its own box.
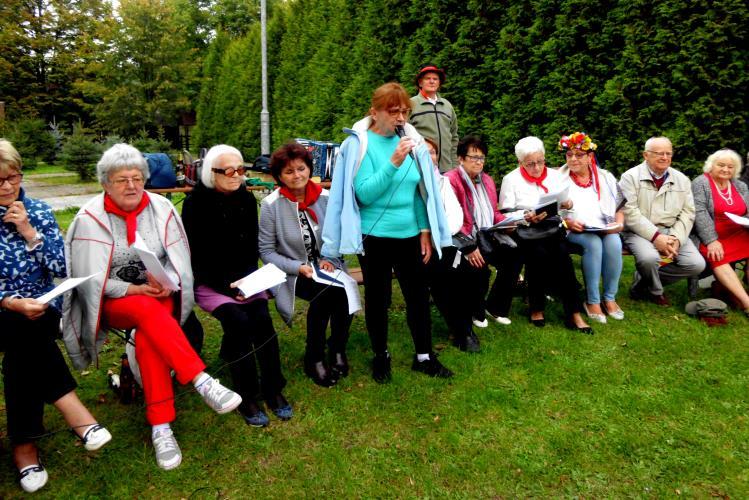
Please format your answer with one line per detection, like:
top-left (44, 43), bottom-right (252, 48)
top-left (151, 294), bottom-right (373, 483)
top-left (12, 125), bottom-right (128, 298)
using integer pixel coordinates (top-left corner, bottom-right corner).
top-left (23, 174), bottom-right (100, 211)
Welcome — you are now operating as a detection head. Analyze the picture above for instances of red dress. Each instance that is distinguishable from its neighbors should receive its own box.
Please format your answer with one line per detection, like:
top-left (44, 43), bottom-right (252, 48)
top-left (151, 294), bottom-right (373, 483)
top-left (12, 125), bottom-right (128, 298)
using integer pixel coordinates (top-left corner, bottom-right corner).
top-left (699, 174), bottom-right (749, 268)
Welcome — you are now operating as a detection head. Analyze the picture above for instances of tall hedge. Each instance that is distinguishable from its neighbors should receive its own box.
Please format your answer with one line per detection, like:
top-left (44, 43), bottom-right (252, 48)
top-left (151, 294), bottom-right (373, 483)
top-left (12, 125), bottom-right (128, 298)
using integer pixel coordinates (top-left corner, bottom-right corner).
top-left (194, 0), bottom-right (748, 178)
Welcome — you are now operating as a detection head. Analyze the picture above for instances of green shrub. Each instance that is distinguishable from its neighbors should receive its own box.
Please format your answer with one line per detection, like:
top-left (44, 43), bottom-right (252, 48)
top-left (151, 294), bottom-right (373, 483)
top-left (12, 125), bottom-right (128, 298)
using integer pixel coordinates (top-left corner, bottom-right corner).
top-left (0, 118), bottom-right (57, 168)
top-left (131, 128), bottom-right (172, 153)
top-left (60, 124), bottom-right (102, 181)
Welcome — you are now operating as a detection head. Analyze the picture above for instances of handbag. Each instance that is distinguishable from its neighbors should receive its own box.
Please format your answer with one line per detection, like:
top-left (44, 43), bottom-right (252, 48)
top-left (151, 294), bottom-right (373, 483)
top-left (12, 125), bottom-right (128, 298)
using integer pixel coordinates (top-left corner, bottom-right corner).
top-left (452, 232), bottom-right (477, 253)
top-left (477, 228), bottom-right (501, 256)
top-left (516, 215), bottom-right (563, 240)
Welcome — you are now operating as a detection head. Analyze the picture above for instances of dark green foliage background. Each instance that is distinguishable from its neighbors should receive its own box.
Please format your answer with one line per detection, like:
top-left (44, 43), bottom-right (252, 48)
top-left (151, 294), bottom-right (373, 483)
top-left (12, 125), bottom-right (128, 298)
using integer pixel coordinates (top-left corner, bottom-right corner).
top-left (193, 0), bottom-right (748, 178)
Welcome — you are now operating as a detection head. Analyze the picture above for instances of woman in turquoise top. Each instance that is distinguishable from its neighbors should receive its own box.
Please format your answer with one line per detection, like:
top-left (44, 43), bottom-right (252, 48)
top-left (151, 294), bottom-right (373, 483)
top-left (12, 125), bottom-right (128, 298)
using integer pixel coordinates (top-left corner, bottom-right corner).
top-left (354, 82), bottom-right (453, 383)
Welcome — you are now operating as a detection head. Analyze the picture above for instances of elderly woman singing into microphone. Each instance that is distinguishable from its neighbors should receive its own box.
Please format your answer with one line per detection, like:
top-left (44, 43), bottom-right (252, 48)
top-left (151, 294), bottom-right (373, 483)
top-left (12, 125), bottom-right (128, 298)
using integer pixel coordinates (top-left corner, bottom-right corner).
top-left (321, 82), bottom-right (453, 383)
top-left (63, 144), bottom-right (241, 471)
top-left (499, 136), bottom-right (592, 333)
top-left (1, 139), bottom-right (111, 493)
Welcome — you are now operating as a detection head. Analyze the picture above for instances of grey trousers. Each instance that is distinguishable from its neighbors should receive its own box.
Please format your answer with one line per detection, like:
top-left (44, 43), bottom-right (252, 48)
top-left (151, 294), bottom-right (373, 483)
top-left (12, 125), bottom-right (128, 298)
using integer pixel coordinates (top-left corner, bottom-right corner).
top-left (622, 231), bottom-right (706, 296)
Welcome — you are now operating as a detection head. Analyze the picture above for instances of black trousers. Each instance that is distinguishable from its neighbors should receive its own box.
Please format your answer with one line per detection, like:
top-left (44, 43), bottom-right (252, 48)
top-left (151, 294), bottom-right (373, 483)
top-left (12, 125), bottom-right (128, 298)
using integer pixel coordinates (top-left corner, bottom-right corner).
top-left (1, 309), bottom-right (77, 445)
top-left (294, 276), bottom-right (352, 363)
top-left (358, 235), bottom-right (432, 355)
top-left (485, 244), bottom-right (524, 318)
top-left (429, 246), bottom-right (489, 337)
top-left (515, 232), bottom-right (582, 317)
top-left (213, 300), bottom-right (286, 408)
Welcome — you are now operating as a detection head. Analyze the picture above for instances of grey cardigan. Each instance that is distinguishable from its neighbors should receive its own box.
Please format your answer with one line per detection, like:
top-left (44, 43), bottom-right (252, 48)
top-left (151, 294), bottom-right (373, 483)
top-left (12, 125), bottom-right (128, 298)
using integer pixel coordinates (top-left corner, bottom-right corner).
top-left (691, 173), bottom-right (749, 245)
top-left (258, 188), bottom-right (343, 324)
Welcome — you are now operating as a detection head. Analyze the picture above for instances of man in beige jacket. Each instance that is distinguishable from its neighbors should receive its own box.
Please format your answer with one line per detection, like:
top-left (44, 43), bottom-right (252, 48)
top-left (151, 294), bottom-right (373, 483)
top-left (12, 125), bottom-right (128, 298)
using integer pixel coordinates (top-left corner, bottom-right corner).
top-left (620, 136), bottom-right (705, 305)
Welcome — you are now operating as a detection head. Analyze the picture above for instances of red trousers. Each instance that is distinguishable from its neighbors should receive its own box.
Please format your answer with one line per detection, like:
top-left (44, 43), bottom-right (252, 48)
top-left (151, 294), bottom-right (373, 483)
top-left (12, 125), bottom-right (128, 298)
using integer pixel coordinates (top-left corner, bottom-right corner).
top-left (103, 295), bottom-right (205, 425)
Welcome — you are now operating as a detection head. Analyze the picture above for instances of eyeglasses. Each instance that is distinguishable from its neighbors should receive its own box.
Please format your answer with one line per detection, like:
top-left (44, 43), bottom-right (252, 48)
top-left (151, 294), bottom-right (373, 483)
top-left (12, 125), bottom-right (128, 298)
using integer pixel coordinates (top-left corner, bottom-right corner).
top-left (646, 150), bottom-right (673, 158)
top-left (565, 151), bottom-right (589, 159)
top-left (111, 176), bottom-right (145, 187)
top-left (523, 160), bottom-right (545, 168)
top-left (0, 173), bottom-right (23, 186)
top-left (212, 167), bottom-right (247, 177)
top-left (465, 154), bottom-right (486, 163)
top-left (386, 108), bottom-right (410, 118)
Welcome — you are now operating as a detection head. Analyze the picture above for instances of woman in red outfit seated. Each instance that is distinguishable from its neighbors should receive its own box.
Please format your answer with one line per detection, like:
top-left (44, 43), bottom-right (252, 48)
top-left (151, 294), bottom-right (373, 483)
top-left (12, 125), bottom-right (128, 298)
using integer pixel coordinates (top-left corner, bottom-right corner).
top-left (63, 144), bottom-right (241, 470)
top-left (691, 148), bottom-right (749, 314)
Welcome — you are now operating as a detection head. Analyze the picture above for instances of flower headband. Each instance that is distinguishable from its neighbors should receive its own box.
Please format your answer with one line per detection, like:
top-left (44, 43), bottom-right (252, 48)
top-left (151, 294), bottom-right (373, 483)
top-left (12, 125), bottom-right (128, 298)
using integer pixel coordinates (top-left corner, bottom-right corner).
top-left (558, 132), bottom-right (597, 152)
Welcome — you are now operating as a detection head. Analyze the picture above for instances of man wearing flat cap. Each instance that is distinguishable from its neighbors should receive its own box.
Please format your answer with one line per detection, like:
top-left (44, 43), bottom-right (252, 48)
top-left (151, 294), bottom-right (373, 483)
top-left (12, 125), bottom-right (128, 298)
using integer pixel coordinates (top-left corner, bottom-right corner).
top-left (409, 64), bottom-right (459, 173)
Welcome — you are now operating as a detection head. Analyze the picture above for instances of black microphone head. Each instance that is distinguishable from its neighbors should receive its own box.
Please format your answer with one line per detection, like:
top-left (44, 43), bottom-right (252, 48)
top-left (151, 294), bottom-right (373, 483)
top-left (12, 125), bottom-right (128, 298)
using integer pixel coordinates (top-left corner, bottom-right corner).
top-left (394, 125), bottom-right (406, 138)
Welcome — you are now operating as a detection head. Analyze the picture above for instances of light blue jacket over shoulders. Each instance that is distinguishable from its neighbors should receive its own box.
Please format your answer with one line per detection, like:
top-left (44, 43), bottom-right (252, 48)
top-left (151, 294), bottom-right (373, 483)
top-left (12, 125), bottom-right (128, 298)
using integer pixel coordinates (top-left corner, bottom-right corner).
top-left (321, 116), bottom-right (451, 258)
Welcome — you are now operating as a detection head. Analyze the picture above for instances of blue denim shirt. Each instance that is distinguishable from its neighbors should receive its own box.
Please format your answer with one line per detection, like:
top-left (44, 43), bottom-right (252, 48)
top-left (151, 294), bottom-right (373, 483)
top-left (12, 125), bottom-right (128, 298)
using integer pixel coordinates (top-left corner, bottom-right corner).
top-left (0, 188), bottom-right (66, 311)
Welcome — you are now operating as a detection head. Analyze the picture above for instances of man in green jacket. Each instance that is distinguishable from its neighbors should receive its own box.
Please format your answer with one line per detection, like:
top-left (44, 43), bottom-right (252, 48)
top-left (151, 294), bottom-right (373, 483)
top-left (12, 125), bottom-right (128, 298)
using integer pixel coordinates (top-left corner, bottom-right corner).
top-left (409, 64), bottom-right (459, 173)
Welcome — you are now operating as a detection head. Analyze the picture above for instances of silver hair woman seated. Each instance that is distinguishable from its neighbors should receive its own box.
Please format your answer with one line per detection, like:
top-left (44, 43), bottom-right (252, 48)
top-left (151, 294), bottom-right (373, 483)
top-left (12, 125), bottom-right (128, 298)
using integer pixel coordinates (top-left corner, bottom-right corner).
top-left (498, 136), bottom-right (592, 333)
top-left (691, 148), bottom-right (749, 315)
top-left (0, 139), bottom-right (111, 493)
top-left (182, 144), bottom-right (292, 428)
top-left (63, 143), bottom-right (241, 471)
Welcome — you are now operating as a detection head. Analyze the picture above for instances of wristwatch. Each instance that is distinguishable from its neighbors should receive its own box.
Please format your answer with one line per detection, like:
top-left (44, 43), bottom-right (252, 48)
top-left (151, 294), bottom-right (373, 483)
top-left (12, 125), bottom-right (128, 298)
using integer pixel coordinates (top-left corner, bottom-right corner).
top-left (25, 231), bottom-right (44, 250)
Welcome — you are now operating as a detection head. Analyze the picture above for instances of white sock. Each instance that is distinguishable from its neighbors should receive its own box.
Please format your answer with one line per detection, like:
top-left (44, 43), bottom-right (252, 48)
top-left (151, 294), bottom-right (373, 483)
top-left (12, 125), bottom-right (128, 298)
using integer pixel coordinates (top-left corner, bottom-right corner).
top-left (19, 465), bottom-right (40, 474)
top-left (193, 372), bottom-right (211, 395)
top-left (416, 353), bottom-right (430, 362)
top-left (152, 423), bottom-right (171, 437)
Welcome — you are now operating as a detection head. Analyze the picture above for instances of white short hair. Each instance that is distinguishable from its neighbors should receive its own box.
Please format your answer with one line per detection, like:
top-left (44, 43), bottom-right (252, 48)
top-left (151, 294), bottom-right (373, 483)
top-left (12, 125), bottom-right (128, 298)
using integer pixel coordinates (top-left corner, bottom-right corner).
top-left (514, 136), bottom-right (545, 162)
top-left (703, 148), bottom-right (743, 179)
top-left (97, 143), bottom-right (149, 185)
top-left (644, 136), bottom-right (672, 152)
top-left (201, 145), bottom-right (244, 189)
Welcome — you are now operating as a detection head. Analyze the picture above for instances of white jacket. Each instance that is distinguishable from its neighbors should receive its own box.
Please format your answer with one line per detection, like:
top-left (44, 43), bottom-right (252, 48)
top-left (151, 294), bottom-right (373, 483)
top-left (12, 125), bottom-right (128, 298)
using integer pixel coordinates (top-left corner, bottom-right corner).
top-left (62, 192), bottom-right (194, 370)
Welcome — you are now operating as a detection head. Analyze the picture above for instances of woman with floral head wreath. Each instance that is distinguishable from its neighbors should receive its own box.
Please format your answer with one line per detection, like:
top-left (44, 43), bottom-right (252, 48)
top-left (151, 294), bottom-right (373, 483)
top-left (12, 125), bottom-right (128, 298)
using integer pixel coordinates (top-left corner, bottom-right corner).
top-left (558, 132), bottom-right (625, 323)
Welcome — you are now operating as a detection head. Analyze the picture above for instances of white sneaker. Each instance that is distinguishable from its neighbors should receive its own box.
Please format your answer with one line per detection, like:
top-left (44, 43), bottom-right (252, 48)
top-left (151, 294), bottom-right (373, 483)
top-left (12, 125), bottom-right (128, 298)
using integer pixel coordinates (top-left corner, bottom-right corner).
top-left (485, 310), bottom-right (511, 325)
top-left (81, 424), bottom-right (112, 451)
top-left (152, 428), bottom-right (182, 470)
top-left (19, 465), bottom-right (48, 493)
top-left (198, 377), bottom-right (242, 414)
top-left (472, 317), bottom-right (488, 328)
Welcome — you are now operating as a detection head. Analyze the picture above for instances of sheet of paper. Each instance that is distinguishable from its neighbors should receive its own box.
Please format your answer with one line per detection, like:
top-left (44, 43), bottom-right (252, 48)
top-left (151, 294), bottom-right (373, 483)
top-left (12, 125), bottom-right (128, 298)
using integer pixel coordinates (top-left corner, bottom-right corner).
top-left (312, 264), bottom-right (362, 315)
top-left (726, 212), bottom-right (749, 227)
top-left (132, 233), bottom-right (180, 291)
top-left (236, 263), bottom-right (287, 298)
top-left (583, 222), bottom-right (622, 232)
top-left (534, 186), bottom-right (569, 210)
top-left (36, 273), bottom-right (100, 304)
top-left (490, 212), bottom-right (524, 229)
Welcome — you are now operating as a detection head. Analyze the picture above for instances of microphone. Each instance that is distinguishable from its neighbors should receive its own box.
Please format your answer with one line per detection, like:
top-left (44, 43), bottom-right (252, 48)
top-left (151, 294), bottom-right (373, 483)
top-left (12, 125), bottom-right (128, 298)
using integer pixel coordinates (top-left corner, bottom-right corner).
top-left (394, 125), bottom-right (416, 160)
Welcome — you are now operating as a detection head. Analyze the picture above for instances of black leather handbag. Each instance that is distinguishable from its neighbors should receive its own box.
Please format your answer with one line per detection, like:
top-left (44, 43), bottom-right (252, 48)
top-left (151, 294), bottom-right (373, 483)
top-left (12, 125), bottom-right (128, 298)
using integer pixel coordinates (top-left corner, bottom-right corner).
top-left (516, 215), bottom-right (563, 240)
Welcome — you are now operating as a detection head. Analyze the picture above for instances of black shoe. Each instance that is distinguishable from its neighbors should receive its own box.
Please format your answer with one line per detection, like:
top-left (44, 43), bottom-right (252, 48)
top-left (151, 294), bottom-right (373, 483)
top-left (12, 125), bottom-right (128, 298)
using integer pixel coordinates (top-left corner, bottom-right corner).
top-left (328, 351), bottom-right (349, 378)
top-left (304, 360), bottom-right (338, 388)
top-left (565, 319), bottom-right (594, 335)
top-left (530, 316), bottom-right (545, 327)
top-left (372, 352), bottom-right (392, 384)
top-left (411, 353), bottom-right (454, 378)
top-left (453, 332), bottom-right (480, 353)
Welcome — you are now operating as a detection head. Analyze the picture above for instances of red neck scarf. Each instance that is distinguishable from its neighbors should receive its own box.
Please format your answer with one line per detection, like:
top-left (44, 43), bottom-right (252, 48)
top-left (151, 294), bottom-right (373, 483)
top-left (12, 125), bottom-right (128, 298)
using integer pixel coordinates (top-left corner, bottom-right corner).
top-left (520, 165), bottom-right (549, 193)
top-left (279, 181), bottom-right (322, 223)
top-left (103, 192), bottom-right (150, 246)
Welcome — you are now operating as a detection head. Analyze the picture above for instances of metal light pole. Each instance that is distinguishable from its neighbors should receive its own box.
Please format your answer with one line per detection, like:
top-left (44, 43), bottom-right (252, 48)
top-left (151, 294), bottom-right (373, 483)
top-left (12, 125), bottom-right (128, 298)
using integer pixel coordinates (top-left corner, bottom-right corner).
top-left (259, 0), bottom-right (270, 155)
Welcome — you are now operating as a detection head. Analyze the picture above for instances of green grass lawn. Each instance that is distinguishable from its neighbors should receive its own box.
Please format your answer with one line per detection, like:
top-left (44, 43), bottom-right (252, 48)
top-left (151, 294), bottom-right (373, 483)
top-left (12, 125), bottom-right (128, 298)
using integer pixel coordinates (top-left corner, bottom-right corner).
top-left (1, 210), bottom-right (746, 497)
